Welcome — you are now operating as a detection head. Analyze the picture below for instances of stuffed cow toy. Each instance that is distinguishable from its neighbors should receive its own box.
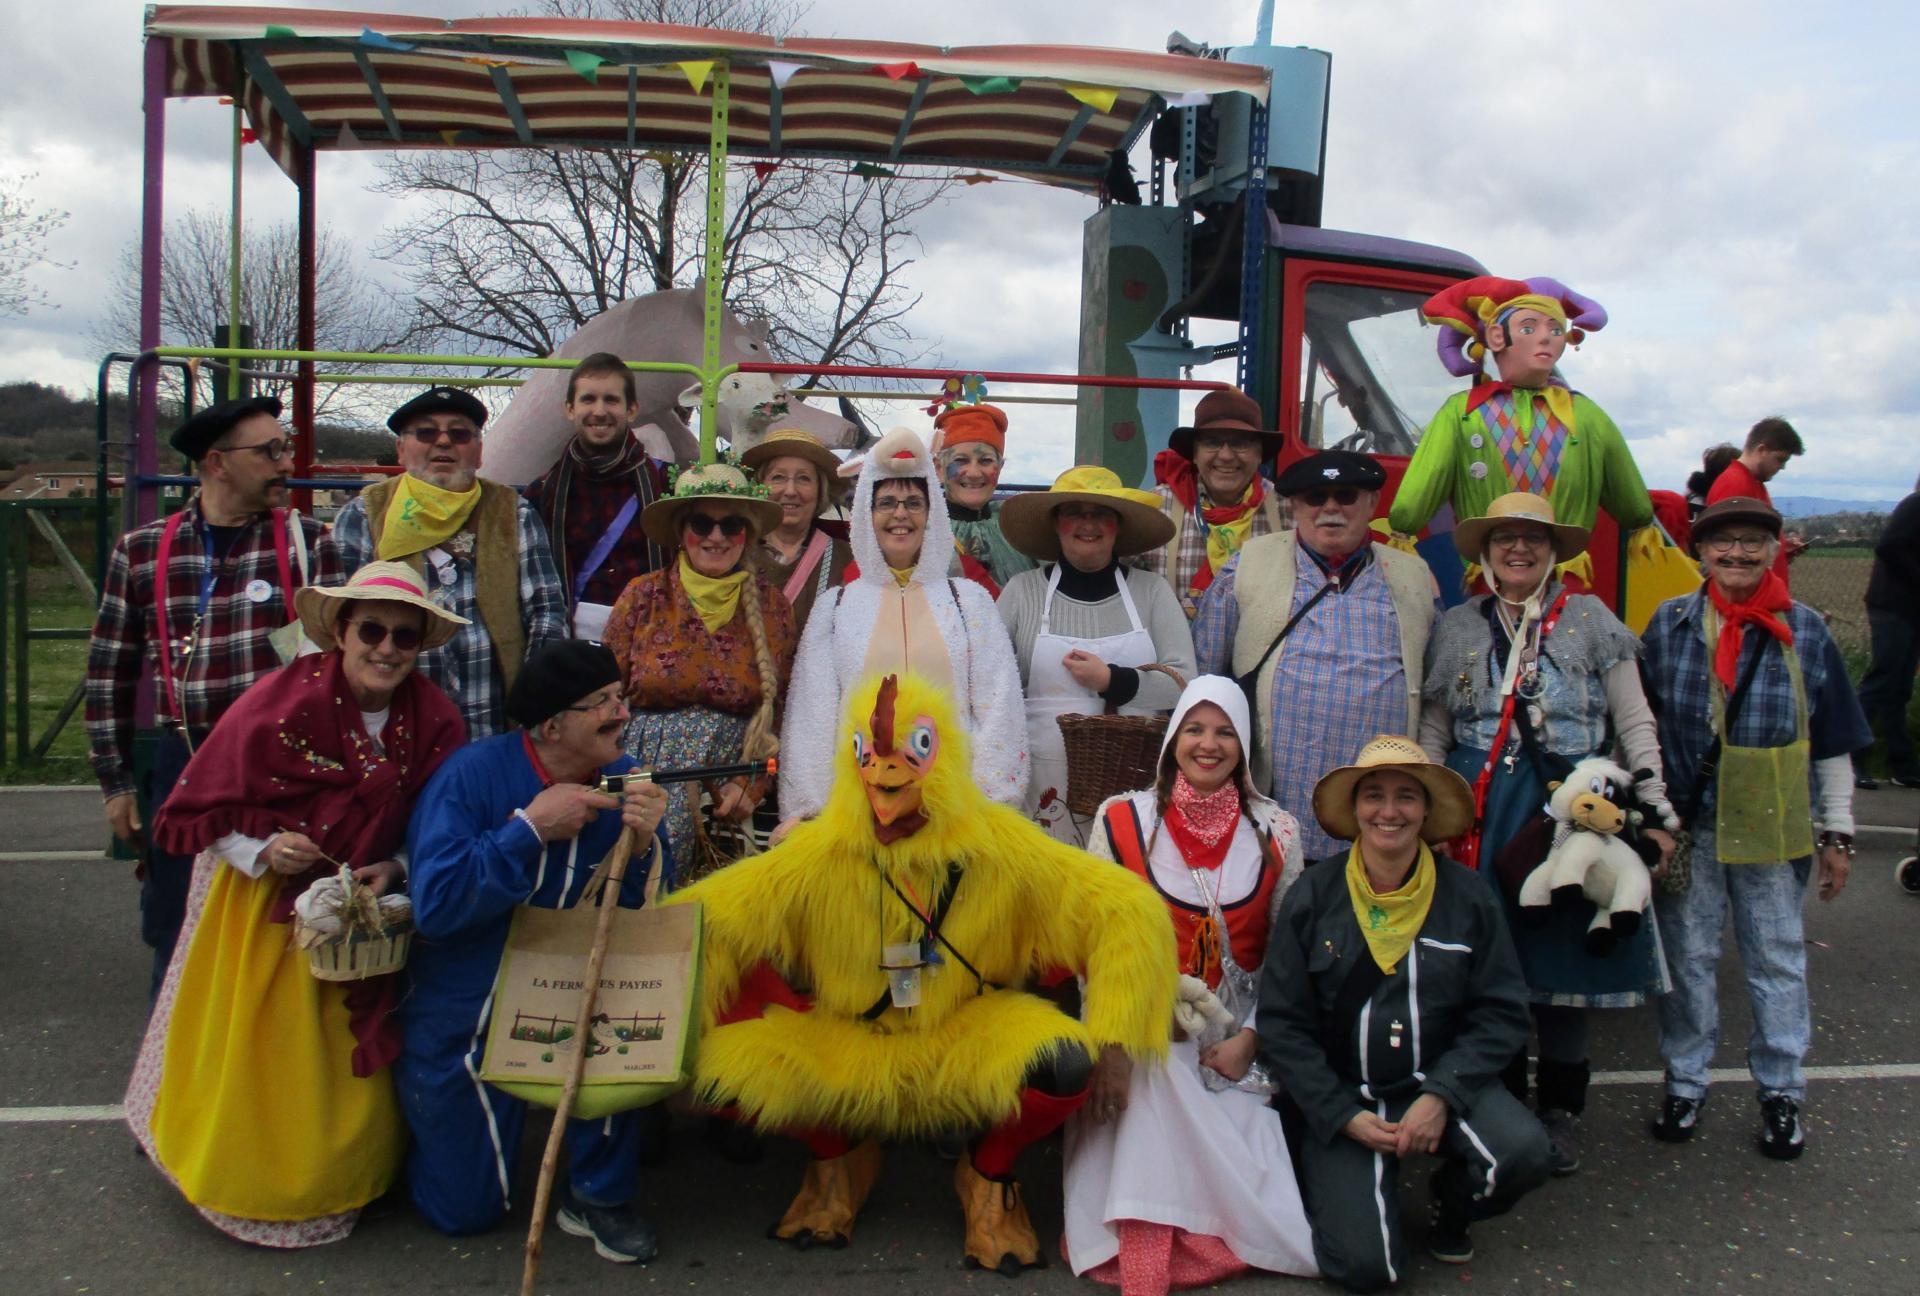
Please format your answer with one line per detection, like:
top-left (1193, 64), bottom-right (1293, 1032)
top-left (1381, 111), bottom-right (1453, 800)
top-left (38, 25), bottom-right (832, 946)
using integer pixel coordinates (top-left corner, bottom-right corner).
top-left (1519, 757), bottom-right (1655, 954)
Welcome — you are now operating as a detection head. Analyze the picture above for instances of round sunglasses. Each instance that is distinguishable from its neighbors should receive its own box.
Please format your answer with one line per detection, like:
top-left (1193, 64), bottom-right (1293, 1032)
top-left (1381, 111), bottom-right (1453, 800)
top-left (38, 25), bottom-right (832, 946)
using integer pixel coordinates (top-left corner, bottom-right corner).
top-left (347, 619), bottom-right (424, 651)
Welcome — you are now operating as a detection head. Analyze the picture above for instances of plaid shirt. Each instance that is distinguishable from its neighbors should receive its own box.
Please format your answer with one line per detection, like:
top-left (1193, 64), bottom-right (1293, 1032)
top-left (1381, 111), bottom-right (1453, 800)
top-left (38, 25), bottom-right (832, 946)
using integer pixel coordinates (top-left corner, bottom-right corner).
top-left (1640, 589), bottom-right (1872, 814)
top-left (85, 498), bottom-right (336, 798)
top-left (324, 490), bottom-right (568, 740)
top-left (1130, 481), bottom-right (1289, 618)
top-left (1194, 546), bottom-right (1408, 859)
top-left (525, 449), bottom-right (668, 607)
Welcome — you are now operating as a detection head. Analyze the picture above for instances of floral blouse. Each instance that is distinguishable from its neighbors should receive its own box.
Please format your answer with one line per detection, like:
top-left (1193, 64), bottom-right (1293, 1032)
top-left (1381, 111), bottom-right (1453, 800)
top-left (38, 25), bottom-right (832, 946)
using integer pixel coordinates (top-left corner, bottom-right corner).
top-left (604, 562), bottom-right (798, 716)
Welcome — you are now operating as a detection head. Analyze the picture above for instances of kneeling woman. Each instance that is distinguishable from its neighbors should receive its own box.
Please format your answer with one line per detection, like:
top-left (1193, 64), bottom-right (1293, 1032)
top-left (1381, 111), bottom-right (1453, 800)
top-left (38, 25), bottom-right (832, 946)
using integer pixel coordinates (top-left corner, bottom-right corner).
top-left (1065, 676), bottom-right (1316, 1291)
top-left (126, 562), bottom-right (468, 1246)
top-left (1258, 737), bottom-right (1549, 1292)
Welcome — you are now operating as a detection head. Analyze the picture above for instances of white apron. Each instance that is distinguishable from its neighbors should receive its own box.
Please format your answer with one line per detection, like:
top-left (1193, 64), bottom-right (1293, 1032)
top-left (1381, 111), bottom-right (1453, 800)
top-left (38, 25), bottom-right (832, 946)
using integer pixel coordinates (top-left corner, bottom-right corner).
top-left (1023, 566), bottom-right (1158, 844)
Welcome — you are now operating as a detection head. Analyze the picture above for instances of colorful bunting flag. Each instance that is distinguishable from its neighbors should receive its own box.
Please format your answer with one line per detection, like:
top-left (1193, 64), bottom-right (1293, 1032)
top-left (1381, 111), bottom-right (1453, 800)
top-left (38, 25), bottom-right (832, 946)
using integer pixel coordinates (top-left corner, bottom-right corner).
top-left (959, 75), bottom-right (1019, 95)
top-left (439, 129), bottom-right (464, 145)
top-left (750, 161), bottom-right (780, 179)
top-left (1160, 91), bottom-right (1211, 108)
top-left (678, 60), bottom-right (713, 94)
top-left (1063, 84), bottom-right (1120, 113)
top-left (239, 127), bottom-right (259, 145)
top-left (337, 123), bottom-right (363, 149)
top-left (463, 56), bottom-right (515, 69)
top-left (263, 24), bottom-right (296, 38)
top-left (644, 149), bottom-right (677, 167)
top-left (955, 172), bottom-right (997, 185)
top-left (358, 27), bottom-right (415, 53)
top-left (850, 162), bottom-right (896, 179)
top-left (876, 62), bottom-right (920, 81)
top-left (564, 49), bottom-right (606, 84)
top-left (765, 60), bottom-right (805, 88)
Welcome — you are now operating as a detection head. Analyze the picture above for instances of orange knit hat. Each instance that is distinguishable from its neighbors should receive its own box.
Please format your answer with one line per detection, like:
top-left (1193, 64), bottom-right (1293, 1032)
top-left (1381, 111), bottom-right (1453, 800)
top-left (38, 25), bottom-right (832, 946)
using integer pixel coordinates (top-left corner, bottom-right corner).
top-left (932, 402), bottom-right (1008, 457)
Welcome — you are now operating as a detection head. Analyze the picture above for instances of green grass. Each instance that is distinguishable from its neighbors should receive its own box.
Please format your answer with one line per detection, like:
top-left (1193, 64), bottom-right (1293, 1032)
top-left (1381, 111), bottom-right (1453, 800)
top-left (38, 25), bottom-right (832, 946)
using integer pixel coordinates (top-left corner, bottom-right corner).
top-left (0, 569), bottom-right (94, 784)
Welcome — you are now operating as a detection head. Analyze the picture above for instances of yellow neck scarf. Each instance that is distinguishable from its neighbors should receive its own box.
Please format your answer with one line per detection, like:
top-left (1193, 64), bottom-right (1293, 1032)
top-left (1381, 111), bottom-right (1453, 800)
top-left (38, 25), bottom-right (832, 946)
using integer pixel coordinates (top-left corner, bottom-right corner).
top-left (678, 552), bottom-right (748, 635)
top-left (379, 473), bottom-right (481, 560)
top-left (888, 564), bottom-right (917, 588)
top-left (1203, 480), bottom-right (1260, 582)
top-left (1344, 841), bottom-right (1436, 975)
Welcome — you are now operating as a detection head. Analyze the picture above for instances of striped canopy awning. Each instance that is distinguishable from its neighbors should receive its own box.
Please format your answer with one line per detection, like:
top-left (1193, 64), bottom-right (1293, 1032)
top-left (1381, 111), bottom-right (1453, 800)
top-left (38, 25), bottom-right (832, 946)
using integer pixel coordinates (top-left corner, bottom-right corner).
top-left (146, 6), bottom-right (1272, 189)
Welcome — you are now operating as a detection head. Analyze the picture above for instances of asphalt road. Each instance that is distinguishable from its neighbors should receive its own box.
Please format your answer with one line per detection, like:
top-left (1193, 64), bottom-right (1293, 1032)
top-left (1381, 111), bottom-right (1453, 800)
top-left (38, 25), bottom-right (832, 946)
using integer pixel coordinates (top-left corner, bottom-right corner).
top-left (2, 785), bottom-right (1917, 1296)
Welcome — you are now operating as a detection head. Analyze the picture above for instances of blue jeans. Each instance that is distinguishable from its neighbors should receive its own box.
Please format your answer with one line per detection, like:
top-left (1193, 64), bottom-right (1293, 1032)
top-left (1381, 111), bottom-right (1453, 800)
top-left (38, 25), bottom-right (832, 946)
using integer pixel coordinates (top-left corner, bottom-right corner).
top-left (1653, 825), bottom-right (1813, 1101)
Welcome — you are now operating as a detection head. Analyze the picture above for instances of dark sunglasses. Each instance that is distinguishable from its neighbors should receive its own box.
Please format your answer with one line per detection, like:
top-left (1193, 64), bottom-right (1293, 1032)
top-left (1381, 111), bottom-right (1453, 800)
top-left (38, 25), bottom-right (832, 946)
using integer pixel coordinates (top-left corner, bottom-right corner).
top-left (404, 423), bottom-right (478, 446)
top-left (351, 620), bottom-right (423, 651)
top-left (1299, 487), bottom-right (1362, 508)
top-left (684, 513), bottom-right (749, 539)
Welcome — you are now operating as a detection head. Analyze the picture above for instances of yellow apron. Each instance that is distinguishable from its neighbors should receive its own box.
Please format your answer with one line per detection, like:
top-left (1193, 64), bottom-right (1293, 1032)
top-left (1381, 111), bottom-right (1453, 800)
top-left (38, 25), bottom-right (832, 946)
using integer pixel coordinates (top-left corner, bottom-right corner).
top-left (1706, 610), bottom-right (1814, 864)
top-left (149, 862), bottom-right (403, 1220)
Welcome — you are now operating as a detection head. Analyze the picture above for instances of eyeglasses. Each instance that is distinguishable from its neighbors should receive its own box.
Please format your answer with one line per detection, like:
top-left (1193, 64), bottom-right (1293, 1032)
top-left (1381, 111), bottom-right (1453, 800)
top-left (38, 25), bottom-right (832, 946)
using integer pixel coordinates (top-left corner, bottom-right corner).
top-left (565, 689), bottom-right (626, 715)
top-left (1489, 529), bottom-right (1551, 549)
top-left (404, 423), bottom-right (478, 446)
top-left (1298, 487), bottom-right (1362, 508)
top-left (350, 619), bottom-right (423, 651)
top-left (684, 513), bottom-right (749, 539)
top-left (1195, 434), bottom-right (1261, 456)
top-left (872, 494), bottom-right (928, 515)
top-left (1704, 533), bottom-right (1774, 554)
top-left (221, 438), bottom-right (296, 462)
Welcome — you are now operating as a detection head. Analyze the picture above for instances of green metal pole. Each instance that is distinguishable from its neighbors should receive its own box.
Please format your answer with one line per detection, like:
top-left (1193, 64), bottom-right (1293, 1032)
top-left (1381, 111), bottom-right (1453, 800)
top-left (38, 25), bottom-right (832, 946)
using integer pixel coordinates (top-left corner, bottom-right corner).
top-left (0, 507), bottom-right (10, 767)
top-left (699, 59), bottom-right (731, 464)
top-left (228, 97), bottom-right (244, 400)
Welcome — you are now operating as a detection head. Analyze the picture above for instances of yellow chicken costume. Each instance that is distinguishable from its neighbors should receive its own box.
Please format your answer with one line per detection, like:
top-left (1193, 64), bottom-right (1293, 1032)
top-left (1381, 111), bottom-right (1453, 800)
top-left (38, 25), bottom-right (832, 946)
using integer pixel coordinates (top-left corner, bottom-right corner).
top-left (673, 672), bottom-right (1175, 1273)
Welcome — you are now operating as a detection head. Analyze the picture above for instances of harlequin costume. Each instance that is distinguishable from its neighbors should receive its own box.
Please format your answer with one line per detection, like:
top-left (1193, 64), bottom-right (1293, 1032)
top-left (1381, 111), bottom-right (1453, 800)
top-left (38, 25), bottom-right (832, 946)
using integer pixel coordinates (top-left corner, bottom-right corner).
top-left (126, 564), bottom-right (467, 1247)
top-left (1388, 276), bottom-right (1659, 587)
top-left (672, 671), bottom-right (1176, 1272)
top-left (1063, 677), bottom-right (1317, 1290)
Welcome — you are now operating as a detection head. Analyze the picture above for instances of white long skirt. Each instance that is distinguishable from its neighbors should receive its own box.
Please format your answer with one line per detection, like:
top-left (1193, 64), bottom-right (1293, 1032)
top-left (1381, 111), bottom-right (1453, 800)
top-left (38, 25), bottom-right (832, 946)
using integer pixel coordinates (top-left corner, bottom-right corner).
top-left (1062, 1037), bottom-right (1318, 1279)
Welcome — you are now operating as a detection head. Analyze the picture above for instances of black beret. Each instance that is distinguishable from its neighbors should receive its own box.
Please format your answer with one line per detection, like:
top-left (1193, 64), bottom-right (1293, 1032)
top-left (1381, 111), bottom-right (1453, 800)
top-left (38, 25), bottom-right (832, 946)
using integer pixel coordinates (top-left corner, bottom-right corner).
top-left (507, 641), bottom-right (622, 730)
top-left (1274, 450), bottom-right (1387, 496)
top-left (168, 395), bottom-right (284, 461)
top-left (386, 386), bottom-right (490, 435)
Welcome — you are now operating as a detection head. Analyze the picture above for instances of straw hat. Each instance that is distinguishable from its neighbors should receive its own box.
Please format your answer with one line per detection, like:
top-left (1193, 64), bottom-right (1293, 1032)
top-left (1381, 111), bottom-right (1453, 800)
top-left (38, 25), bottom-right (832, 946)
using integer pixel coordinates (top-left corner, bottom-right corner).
top-left (294, 561), bottom-right (470, 652)
top-left (740, 429), bottom-right (845, 516)
top-left (639, 461), bottom-right (785, 547)
top-left (998, 466), bottom-right (1178, 562)
top-left (1451, 492), bottom-right (1591, 564)
top-left (1311, 735), bottom-right (1475, 845)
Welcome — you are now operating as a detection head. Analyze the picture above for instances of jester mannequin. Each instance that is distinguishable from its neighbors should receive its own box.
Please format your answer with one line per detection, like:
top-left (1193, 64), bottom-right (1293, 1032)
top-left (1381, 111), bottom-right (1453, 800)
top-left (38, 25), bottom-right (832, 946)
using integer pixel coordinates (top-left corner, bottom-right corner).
top-left (1388, 276), bottom-right (1660, 589)
top-left (673, 672), bottom-right (1175, 1273)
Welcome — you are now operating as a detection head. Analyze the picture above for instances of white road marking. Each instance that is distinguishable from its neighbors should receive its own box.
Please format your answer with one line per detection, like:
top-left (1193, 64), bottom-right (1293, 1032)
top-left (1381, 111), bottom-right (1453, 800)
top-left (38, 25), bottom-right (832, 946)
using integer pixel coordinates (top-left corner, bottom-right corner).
top-left (0, 850), bottom-right (107, 862)
top-left (0, 1105), bottom-right (125, 1123)
top-left (1592, 1063), bottom-right (1920, 1086)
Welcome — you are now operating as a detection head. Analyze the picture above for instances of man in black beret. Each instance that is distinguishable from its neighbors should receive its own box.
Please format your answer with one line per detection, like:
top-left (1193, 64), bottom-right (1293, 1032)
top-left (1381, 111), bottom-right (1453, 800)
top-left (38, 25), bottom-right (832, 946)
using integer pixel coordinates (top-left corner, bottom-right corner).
top-left (86, 394), bottom-right (338, 998)
top-left (321, 386), bottom-right (568, 740)
top-left (1193, 448), bottom-right (1439, 858)
top-left (397, 640), bottom-right (669, 1259)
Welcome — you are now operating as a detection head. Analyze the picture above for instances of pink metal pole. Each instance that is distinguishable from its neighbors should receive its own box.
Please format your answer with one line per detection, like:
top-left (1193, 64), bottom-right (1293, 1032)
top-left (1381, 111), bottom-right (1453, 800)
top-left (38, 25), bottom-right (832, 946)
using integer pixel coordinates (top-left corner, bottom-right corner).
top-left (737, 362), bottom-right (1229, 392)
top-left (135, 35), bottom-right (168, 529)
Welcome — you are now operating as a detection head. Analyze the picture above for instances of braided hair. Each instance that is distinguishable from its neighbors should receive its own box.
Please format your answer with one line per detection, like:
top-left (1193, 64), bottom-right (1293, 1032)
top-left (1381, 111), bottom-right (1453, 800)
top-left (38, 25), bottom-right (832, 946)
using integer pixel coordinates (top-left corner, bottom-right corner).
top-left (737, 572), bottom-right (782, 763)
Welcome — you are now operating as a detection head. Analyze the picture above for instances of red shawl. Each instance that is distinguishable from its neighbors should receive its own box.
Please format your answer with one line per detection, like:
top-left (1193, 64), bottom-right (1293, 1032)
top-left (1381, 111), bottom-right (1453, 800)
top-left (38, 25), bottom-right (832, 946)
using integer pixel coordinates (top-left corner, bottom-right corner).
top-left (153, 651), bottom-right (466, 1074)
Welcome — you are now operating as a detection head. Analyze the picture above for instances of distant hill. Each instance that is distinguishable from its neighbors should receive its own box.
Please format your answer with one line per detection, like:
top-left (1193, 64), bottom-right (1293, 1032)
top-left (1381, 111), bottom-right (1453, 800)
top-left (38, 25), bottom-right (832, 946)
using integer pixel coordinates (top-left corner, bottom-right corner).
top-left (1772, 495), bottom-right (1902, 519)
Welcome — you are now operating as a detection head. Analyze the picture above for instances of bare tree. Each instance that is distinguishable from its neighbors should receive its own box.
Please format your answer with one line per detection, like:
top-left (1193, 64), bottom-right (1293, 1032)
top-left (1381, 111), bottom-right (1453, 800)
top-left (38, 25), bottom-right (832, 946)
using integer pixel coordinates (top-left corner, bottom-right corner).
top-left (97, 209), bottom-right (406, 422)
top-left (0, 172), bottom-right (70, 319)
top-left (373, 0), bottom-right (952, 377)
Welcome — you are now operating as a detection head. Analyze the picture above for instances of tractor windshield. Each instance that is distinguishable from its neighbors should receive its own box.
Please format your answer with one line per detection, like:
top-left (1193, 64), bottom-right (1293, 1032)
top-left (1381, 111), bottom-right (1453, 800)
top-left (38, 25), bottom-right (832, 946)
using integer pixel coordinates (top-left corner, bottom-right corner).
top-left (1297, 282), bottom-right (1459, 459)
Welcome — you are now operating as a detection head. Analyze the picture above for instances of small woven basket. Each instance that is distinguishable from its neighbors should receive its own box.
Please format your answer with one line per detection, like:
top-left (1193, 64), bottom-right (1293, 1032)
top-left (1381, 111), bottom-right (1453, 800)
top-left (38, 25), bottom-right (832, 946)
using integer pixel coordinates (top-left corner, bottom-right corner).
top-left (1056, 663), bottom-right (1188, 817)
top-left (295, 864), bottom-right (413, 982)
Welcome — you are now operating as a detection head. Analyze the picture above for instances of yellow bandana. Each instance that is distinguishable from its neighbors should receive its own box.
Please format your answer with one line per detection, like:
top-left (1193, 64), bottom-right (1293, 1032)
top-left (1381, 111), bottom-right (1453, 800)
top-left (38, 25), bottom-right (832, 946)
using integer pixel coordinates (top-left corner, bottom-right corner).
top-left (678, 552), bottom-right (748, 635)
top-left (1203, 481), bottom-right (1259, 582)
top-left (888, 564), bottom-right (917, 588)
top-left (1345, 841), bottom-right (1436, 975)
top-left (378, 473), bottom-right (481, 560)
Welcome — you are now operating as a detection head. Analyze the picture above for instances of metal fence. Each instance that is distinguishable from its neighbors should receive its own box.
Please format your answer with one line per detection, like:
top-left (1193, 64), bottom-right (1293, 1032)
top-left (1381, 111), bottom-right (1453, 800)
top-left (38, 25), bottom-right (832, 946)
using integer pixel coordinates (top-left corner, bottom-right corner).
top-left (1789, 547), bottom-right (1876, 655)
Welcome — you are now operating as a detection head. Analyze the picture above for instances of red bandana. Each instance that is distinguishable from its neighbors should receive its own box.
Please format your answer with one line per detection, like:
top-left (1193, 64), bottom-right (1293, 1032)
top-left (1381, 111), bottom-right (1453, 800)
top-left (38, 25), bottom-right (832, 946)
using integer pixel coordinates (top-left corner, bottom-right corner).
top-left (1164, 774), bottom-right (1242, 871)
top-left (1706, 570), bottom-right (1794, 690)
top-left (1153, 450), bottom-right (1267, 594)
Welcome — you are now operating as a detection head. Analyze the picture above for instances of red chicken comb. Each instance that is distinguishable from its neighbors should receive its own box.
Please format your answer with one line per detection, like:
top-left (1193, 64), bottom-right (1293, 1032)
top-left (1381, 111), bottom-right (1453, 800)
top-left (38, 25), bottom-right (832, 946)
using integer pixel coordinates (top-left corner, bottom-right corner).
top-left (870, 675), bottom-right (899, 756)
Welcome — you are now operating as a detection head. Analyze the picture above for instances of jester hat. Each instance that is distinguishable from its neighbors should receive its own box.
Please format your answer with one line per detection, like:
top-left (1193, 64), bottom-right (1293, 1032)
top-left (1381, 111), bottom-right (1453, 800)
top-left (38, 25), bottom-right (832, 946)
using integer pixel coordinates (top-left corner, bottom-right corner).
top-left (1422, 276), bottom-right (1608, 378)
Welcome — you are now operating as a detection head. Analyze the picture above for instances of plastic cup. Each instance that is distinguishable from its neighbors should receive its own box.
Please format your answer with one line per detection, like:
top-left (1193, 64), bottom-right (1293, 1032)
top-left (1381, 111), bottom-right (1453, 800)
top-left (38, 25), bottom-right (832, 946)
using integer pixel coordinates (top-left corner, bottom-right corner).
top-left (881, 942), bottom-right (925, 1008)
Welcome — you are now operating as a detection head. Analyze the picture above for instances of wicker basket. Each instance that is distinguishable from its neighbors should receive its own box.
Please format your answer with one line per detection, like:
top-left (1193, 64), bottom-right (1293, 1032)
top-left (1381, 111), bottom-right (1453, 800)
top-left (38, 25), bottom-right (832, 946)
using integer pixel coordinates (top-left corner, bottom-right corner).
top-left (1056, 663), bottom-right (1188, 817)
top-left (302, 927), bottom-right (412, 982)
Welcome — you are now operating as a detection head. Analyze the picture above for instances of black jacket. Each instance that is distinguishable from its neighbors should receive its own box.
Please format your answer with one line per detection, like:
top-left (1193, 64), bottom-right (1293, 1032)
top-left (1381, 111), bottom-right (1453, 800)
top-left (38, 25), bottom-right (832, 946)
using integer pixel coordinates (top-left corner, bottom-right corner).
top-left (1867, 492), bottom-right (1920, 616)
top-left (1256, 851), bottom-right (1530, 1145)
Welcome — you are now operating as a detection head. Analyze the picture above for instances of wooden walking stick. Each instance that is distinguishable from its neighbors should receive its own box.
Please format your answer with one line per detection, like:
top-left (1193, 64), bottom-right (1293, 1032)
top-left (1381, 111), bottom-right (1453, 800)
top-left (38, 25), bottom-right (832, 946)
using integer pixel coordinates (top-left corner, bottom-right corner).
top-left (520, 823), bottom-right (641, 1296)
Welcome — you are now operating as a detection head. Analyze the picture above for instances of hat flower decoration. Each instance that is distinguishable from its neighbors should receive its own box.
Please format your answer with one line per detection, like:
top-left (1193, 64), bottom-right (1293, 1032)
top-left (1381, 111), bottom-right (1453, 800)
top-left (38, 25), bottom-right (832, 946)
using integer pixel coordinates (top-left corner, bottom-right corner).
top-left (665, 451), bottom-right (773, 503)
top-left (1421, 275), bottom-right (1608, 379)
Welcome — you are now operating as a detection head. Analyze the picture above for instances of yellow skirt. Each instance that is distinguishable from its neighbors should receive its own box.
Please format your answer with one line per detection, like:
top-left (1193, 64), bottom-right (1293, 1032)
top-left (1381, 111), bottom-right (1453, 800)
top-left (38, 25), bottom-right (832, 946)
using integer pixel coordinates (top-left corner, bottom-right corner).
top-left (145, 860), bottom-right (403, 1223)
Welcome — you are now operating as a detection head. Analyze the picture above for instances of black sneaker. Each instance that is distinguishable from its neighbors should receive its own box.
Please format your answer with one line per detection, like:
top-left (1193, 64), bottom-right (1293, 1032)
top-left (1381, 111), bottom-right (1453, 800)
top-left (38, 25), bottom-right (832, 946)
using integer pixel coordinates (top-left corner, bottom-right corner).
top-left (1891, 770), bottom-right (1920, 790)
top-left (1759, 1095), bottom-right (1806, 1161)
top-left (556, 1190), bottom-right (660, 1263)
top-left (1428, 1201), bottom-right (1473, 1264)
top-left (1854, 773), bottom-right (1881, 791)
top-left (1651, 1094), bottom-right (1702, 1143)
top-left (1539, 1108), bottom-right (1581, 1176)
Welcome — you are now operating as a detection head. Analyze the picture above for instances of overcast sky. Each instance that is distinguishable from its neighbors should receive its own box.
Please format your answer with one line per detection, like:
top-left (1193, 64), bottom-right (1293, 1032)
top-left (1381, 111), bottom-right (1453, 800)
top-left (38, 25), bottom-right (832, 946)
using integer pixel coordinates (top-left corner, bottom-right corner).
top-left (2, 0), bottom-right (1914, 499)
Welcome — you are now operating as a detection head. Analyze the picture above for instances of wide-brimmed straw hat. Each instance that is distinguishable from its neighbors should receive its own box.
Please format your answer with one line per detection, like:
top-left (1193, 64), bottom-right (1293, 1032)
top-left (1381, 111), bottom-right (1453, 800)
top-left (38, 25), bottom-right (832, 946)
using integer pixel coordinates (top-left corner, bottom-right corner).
top-left (1451, 491), bottom-right (1591, 564)
top-left (1311, 735), bottom-right (1475, 845)
top-left (1168, 387), bottom-right (1285, 461)
top-left (740, 429), bottom-right (845, 516)
top-left (639, 461), bottom-right (784, 547)
top-left (998, 465), bottom-right (1177, 562)
top-left (294, 561), bottom-right (469, 652)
